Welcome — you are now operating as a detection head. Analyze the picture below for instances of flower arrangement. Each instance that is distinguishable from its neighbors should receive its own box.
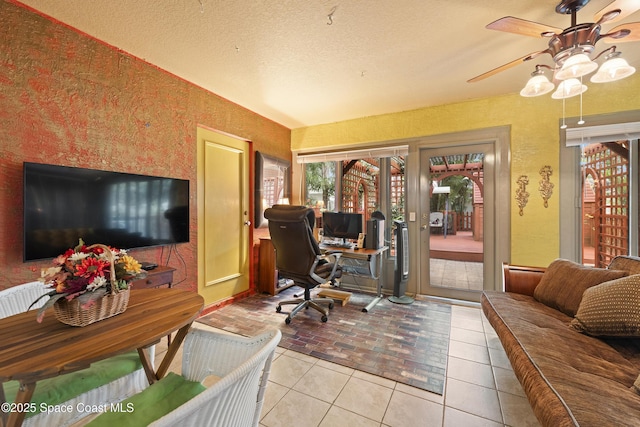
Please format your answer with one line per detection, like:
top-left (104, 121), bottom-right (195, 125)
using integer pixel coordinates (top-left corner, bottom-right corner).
top-left (31, 239), bottom-right (146, 322)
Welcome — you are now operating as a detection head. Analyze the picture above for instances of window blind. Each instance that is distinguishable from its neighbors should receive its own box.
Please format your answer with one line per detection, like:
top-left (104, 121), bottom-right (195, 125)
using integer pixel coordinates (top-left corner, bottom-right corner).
top-left (565, 122), bottom-right (640, 146)
top-left (296, 145), bottom-right (408, 164)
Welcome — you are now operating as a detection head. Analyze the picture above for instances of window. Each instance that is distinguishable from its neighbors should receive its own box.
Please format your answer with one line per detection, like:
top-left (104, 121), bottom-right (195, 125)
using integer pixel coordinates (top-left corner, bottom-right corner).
top-left (560, 119), bottom-right (640, 264)
top-left (580, 142), bottom-right (629, 266)
top-left (303, 157), bottom-right (405, 220)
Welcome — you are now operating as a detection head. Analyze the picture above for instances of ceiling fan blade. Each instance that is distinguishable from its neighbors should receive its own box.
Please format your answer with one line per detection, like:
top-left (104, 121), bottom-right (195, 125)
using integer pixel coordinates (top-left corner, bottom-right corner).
top-left (486, 16), bottom-right (562, 38)
top-left (594, 0), bottom-right (640, 24)
top-left (467, 50), bottom-right (550, 83)
top-left (602, 22), bottom-right (640, 42)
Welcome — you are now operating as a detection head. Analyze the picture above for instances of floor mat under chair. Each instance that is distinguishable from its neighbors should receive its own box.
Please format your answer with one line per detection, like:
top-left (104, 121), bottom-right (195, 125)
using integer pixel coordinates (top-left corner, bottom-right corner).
top-left (197, 287), bottom-right (451, 395)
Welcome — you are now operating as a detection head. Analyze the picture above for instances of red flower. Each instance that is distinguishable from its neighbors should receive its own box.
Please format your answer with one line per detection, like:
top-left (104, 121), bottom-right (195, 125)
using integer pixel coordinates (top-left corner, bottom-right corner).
top-left (60, 277), bottom-right (90, 296)
top-left (75, 257), bottom-right (109, 280)
top-left (89, 245), bottom-right (104, 255)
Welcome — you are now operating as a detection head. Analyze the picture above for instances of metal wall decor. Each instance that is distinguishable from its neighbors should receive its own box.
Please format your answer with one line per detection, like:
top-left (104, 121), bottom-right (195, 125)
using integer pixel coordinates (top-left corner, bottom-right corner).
top-left (539, 165), bottom-right (554, 208)
top-left (515, 175), bottom-right (530, 216)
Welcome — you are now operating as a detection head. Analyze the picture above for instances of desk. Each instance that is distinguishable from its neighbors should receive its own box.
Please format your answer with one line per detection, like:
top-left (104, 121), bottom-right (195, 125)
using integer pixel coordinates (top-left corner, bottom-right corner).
top-left (0, 288), bottom-right (203, 427)
top-left (320, 245), bottom-right (389, 312)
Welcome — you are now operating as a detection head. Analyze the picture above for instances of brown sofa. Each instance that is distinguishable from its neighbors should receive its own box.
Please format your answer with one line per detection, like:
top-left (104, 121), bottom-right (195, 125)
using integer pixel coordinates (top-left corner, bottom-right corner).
top-left (482, 256), bottom-right (640, 427)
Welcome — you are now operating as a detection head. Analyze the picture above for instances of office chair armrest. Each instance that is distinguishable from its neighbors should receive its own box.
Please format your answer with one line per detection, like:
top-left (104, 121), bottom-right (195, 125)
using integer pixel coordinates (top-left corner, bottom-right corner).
top-left (309, 252), bottom-right (342, 285)
top-left (320, 250), bottom-right (342, 262)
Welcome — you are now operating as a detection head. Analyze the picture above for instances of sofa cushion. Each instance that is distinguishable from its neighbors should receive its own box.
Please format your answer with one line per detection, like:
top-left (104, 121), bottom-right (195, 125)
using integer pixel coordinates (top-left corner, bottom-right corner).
top-left (533, 259), bottom-right (627, 317)
top-left (571, 275), bottom-right (640, 336)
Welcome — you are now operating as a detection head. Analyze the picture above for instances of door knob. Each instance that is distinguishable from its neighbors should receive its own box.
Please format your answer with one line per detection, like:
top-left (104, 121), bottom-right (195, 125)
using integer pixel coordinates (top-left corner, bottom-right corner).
top-left (244, 221), bottom-right (251, 226)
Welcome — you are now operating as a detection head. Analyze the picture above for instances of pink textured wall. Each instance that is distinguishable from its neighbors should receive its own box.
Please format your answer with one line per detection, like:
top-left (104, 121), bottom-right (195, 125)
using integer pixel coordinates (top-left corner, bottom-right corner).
top-left (0, 1), bottom-right (291, 291)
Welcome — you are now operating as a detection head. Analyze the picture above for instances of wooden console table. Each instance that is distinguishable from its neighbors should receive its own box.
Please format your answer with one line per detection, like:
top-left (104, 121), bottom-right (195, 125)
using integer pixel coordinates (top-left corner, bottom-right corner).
top-left (131, 265), bottom-right (175, 289)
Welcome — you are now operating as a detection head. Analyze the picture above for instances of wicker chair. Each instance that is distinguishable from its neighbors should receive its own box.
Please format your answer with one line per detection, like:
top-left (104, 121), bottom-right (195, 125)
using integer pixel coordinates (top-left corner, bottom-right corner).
top-left (147, 328), bottom-right (281, 427)
top-left (0, 282), bottom-right (152, 427)
top-left (88, 328), bottom-right (281, 426)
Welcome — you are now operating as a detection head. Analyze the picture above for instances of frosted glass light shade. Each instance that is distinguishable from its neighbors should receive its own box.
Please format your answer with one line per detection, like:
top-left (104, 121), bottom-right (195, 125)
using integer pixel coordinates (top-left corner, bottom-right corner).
top-left (551, 78), bottom-right (587, 99)
top-left (556, 53), bottom-right (598, 80)
top-left (520, 74), bottom-right (555, 97)
top-left (591, 57), bottom-right (636, 83)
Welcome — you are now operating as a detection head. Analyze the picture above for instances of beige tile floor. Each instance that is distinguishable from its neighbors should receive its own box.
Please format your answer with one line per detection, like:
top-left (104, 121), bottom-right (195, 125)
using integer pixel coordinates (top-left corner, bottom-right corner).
top-left (155, 304), bottom-right (540, 427)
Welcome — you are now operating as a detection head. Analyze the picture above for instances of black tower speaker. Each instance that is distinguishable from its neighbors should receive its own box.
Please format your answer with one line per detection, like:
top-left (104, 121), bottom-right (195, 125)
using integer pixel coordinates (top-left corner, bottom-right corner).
top-left (389, 220), bottom-right (414, 304)
top-left (365, 219), bottom-right (383, 249)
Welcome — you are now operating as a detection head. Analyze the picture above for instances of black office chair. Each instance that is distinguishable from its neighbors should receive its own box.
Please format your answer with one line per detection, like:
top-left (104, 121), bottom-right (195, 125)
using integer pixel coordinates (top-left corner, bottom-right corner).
top-left (264, 205), bottom-right (342, 323)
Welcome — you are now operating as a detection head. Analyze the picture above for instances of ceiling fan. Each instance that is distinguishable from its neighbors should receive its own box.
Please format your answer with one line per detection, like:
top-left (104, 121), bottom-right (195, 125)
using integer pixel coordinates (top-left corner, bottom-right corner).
top-left (468, 0), bottom-right (640, 97)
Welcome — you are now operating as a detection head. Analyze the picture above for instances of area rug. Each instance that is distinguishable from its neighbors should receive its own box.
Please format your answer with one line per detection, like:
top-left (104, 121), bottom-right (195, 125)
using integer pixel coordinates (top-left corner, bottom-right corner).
top-left (197, 287), bottom-right (451, 395)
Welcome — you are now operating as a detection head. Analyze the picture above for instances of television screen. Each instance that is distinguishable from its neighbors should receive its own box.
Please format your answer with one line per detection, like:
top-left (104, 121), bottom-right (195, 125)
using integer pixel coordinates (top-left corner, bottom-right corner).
top-left (23, 162), bottom-right (190, 261)
top-left (322, 212), bottom-right (363, 240)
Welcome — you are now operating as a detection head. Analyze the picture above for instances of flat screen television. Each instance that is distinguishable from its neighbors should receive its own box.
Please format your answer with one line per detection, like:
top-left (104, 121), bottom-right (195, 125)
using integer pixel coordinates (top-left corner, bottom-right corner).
top-left (23, 162), bottom-right (190, 261)
top-left (322, 212), bottom-right (363, 241)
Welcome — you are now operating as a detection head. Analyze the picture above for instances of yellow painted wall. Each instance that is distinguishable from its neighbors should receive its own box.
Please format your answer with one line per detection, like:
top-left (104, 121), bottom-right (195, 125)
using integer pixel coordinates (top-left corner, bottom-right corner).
top-left (291, 74), bottom-right (640, 267)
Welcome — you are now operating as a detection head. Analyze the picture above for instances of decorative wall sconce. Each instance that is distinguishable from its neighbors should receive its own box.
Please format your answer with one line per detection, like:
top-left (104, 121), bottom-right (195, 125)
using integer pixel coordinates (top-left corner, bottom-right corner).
top-left (515, 175), bottom-right (530, 216)
top-left (539, 166), bottom-right (554, 208)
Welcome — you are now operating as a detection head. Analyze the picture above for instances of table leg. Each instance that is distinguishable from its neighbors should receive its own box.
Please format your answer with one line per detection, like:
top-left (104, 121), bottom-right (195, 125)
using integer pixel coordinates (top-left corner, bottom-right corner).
top-left (362, 295), bottom-right (384, 313)
top-left (362, 253), bottom-right (384, 313)
top-left (3, 382), bottom-right (36, 427)
top-left (1, 384), bottom-right (6, 427)
top-left (137, 347), bottom-right (157, 385)
top-left (156, 322), bottom-right (192, 382)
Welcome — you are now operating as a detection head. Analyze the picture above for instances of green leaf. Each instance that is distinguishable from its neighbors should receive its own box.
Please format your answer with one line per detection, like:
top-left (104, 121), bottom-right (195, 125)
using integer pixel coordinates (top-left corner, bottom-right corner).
top-left (35, 293), bottom-right (68, 323)
top-left (74, 238), bottom-right (85, 252)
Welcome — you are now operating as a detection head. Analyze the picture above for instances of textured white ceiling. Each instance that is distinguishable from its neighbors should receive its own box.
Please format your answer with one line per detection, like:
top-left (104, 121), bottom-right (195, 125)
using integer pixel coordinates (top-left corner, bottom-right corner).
top-left (17, 0), bottom-right (640, 128)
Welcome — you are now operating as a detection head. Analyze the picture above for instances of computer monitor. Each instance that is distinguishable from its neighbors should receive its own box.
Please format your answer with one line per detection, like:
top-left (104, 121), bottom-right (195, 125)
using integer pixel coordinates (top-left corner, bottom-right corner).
top-left (322, 212), bottom-right (364, 241)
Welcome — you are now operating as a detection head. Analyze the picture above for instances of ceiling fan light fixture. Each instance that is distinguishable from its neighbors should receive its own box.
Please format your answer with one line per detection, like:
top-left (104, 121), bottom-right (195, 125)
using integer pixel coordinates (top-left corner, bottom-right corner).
top-left (555, 52), bottom-right (598, 80)
top-left (591, 57), bottom-right (636, 83)
top-left (551, 78), bottom-right (587, 99)
top-left (520, 74), bottom-right (555, 97)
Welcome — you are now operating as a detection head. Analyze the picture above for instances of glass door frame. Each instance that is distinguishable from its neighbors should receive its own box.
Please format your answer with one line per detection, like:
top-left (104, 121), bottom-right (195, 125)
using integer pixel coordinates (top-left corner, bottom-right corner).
top-left (412, 127), bottom-right (510, 302)
top-left (419, 143), bottom-right (493, 301)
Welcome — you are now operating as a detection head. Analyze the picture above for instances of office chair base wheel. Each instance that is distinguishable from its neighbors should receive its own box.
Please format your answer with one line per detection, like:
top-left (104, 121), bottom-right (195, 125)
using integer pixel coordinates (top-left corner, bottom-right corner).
top-left (321, 315), bottom-right (328, 322)
top-left (328, 303), bottom-right (334, 310)
top-left (285, 317), bottom-right (292, 324)
top-left (276, 305), bottom-right (282, 313)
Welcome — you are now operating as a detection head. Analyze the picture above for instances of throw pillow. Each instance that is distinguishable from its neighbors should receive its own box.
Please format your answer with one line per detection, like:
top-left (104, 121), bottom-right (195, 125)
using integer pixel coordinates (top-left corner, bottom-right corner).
top-left (533, 259), bottom-right (627, 317)
top-left (608, 256), bottom-right (640, 275)
top-left (571, 275), bottom-right (640, 336)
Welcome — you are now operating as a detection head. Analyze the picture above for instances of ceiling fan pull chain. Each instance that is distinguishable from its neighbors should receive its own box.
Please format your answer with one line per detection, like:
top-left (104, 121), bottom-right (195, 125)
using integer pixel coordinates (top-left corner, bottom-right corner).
top-left (578, 75), bottom-right (585, 125)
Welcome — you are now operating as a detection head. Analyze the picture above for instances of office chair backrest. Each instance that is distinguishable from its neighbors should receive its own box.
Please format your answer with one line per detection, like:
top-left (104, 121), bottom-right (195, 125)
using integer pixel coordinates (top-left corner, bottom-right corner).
top-left (264, 205), bottom-right (320, 280)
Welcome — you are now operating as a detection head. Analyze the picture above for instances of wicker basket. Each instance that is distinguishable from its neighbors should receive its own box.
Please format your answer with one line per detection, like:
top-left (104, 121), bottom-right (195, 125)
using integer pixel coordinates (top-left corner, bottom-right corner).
top-left (53, 244), bottom-right (130, 327)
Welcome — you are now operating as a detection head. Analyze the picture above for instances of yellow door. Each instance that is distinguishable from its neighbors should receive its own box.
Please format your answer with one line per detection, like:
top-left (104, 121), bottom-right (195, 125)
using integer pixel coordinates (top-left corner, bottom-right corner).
top-left (197, 127), bottom-right (251, 305)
